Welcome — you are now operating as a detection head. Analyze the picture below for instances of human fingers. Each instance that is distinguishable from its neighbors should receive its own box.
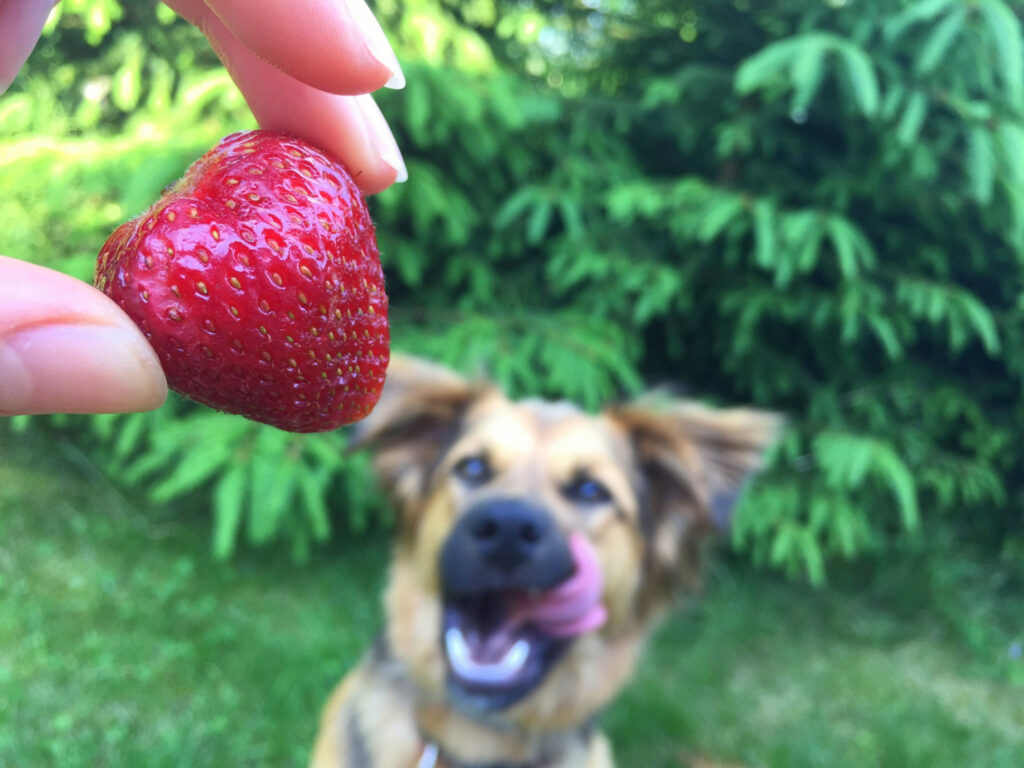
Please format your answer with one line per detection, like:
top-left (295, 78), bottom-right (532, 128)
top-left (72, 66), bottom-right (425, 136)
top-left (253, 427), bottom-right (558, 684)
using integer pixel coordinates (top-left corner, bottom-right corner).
top-left (221, 40), bottom-right (406, 196)
top-left (0, 0), bottom-right (54, 95)
top-left (0, 256), bottom-right (167, 416)
top-left (165, 0), bottom-right (406, 195)
top-left (186, 0), bottom-right (404, 94)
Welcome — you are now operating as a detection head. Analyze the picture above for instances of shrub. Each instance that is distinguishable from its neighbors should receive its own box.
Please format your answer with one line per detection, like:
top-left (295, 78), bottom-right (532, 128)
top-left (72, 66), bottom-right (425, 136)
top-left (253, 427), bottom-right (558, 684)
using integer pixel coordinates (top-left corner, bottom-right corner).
top-left (3, 0), bottom-right (1022, 580)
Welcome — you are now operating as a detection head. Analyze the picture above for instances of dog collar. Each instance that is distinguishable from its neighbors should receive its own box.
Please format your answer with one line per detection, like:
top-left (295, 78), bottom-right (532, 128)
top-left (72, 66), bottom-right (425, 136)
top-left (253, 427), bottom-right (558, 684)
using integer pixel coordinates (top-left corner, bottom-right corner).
top-left (416, 740), bottom-right (552, 768)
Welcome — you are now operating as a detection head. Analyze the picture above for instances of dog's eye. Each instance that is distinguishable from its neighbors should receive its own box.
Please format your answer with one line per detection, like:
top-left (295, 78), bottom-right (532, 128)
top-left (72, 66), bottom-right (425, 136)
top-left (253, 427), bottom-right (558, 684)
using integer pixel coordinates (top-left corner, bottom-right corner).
top-left (563, 475), bottom-right (612, 506)
top-left (453, 455), bottom-right (492, 485)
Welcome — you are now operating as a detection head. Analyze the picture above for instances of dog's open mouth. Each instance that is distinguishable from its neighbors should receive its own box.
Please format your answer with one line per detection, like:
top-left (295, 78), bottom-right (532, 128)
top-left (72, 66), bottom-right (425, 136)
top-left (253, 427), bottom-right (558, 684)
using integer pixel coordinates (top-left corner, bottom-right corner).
top-left (442, 533), bottom-right (607, 710)
top-left (443, 596), bottom-right (564, 701)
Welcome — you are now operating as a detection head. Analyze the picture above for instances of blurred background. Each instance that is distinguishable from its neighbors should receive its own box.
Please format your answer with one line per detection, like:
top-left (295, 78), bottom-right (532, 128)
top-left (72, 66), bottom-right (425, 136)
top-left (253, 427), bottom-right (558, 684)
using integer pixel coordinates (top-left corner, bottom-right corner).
top-left (2, 0), bottom-right (1024, 765)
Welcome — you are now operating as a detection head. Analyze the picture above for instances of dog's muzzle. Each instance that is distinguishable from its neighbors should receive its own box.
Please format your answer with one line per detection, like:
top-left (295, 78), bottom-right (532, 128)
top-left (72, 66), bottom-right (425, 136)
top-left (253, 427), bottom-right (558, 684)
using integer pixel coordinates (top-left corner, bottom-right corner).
top-left (437, 499), bottom-right (605, 712)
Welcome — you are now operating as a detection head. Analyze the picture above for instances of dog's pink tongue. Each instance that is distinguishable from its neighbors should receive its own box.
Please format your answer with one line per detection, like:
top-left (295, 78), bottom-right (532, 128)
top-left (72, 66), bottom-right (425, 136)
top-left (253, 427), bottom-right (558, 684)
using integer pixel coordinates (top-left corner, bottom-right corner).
top-left (510, 533), bottom-right (607, 638)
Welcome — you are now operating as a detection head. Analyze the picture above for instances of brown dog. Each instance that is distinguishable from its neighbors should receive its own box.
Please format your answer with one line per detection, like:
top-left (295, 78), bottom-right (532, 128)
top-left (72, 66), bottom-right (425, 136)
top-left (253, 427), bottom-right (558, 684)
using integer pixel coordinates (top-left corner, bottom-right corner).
top-left (310, 356), bottom-right (778, 768)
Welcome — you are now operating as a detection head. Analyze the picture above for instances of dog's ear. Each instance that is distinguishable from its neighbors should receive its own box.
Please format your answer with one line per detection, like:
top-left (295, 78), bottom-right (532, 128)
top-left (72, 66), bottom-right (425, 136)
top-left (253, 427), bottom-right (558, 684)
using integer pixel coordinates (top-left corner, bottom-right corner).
top-left (608, 398), bottom-right (781, 604)
top-left (350, 355), bottom-right (488, 514)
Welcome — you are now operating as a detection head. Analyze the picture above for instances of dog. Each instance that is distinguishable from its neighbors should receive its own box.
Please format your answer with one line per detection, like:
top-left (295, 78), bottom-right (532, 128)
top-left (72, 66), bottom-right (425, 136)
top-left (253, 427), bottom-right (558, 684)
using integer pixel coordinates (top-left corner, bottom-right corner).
top-left (310, 356), bottom-right (779, 768)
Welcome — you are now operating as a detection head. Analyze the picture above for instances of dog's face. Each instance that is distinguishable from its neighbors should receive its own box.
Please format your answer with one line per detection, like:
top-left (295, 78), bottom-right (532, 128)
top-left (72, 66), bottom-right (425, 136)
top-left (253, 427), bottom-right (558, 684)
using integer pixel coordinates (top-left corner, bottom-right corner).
top-left (355, 357), bottom-right (778, 731)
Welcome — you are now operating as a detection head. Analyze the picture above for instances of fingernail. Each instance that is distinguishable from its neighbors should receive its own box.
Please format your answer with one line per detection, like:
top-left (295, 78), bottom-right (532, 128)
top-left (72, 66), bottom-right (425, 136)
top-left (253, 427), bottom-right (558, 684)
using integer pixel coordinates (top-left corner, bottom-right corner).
top-left (345, 0), bottom-right (405, 89)
top-left (0, 323), bottom-right (167, 416)
top-left (356, 93), bottom-right (408, 183)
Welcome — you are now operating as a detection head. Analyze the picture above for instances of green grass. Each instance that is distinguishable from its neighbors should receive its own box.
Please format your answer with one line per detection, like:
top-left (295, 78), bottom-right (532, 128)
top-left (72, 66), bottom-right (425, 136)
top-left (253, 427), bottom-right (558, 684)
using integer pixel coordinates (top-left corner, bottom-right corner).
top-left (0, 427), bottom-right (385, 767)
top-left (1, 426), bottom-right (1022, 767)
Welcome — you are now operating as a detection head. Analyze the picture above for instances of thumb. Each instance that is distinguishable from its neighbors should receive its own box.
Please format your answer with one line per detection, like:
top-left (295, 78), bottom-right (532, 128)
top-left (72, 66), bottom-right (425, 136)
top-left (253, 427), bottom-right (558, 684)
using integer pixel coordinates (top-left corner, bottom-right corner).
top-left (0, 256), bottom-right (167, 416)
top-left (0, 0), bottom-right (55, 95)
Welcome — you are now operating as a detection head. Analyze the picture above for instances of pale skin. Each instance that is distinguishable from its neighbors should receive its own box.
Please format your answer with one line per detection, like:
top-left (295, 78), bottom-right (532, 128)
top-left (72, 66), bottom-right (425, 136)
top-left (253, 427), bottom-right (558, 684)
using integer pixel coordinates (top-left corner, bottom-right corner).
top-left (0, 0), bottom-right (406, 416)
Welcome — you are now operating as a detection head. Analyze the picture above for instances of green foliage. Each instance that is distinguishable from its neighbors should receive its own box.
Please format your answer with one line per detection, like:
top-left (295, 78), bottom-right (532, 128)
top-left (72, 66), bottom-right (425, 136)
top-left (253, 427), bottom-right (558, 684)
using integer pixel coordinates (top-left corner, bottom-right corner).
top-left (4, 0), bottom-right (1024, 579)
top-left (735, 32), bottom-right (880, 118)
top-left (86, 403), bottom-right (381, 561)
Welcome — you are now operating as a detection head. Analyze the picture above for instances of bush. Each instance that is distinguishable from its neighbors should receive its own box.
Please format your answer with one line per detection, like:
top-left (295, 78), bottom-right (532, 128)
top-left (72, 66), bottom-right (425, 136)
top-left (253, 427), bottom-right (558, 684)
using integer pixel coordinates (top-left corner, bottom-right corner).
top-left (3, 0), bottom-right (1022, 580)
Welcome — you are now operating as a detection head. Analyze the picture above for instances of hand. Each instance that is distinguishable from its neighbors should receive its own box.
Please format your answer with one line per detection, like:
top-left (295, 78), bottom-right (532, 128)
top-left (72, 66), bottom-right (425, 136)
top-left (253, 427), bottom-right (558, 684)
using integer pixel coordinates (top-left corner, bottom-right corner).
top-left (163, 0), bottom-right (407, 196)
top-left (0, 0), bottom-right (406, 417)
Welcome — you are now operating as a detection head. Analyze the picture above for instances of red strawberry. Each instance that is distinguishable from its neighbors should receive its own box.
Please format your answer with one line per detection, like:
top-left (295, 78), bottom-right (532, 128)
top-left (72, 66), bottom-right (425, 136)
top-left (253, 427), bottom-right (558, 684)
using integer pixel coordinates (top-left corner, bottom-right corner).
top-left (95, 130), bottom-right (389, 433)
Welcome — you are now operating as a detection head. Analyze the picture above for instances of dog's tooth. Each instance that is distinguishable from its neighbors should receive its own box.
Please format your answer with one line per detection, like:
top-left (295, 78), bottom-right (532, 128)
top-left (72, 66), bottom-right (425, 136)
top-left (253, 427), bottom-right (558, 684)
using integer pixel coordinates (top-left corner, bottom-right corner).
top-left (503, 639), bottom-right (530, 672)
top-left (446, 627), bottom-right (472, 671)
top-left (445, 627), bottom-right (531, 684)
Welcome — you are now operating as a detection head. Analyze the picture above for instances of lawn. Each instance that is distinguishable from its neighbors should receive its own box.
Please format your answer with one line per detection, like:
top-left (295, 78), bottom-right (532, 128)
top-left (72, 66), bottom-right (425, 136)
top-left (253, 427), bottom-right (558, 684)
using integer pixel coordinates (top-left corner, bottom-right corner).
top-left (1, 425), bottom-right (1022, 767)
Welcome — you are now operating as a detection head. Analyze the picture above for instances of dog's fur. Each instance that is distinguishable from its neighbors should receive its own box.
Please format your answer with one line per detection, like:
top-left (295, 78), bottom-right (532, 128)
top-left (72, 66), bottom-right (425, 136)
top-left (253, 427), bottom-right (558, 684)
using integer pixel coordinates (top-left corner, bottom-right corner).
top-left (310, 356), bottom-right (779, 768)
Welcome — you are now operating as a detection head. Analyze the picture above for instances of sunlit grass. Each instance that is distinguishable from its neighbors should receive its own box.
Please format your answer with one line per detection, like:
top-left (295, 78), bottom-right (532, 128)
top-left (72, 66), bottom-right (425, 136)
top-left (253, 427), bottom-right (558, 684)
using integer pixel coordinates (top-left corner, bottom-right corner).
top-left (1, 425), bottom-right (1022, 767)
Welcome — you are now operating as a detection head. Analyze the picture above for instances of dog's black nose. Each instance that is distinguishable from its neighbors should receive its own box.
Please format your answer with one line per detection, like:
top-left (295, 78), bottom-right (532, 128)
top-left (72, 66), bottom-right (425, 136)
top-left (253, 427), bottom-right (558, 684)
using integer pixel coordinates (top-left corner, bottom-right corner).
top-left (441, 499), bottom-right (574, 595)
top-left (468, 500), bottom-right (549, 573)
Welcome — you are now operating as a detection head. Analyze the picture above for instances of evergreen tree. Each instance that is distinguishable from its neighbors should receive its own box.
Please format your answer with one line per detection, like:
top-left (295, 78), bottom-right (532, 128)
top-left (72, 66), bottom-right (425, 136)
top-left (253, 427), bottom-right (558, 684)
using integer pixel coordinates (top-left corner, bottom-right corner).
top-left (2, 0), bottom-right (1022, 579)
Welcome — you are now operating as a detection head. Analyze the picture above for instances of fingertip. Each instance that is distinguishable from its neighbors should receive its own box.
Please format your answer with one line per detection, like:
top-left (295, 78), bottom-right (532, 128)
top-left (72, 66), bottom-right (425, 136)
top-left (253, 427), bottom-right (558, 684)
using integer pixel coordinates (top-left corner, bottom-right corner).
top-left (0, 323), bottom-right (168, 416)
top-left (201, 0), bottom-right (403, 95)
top-left (353, 93), bottom-right (408, 189)
top-left (342, 0), bottom-right (405, 91)
top-left (0, 257), bottom-right (168, 416)
top-left (0, 0), bottom-right (54, 95)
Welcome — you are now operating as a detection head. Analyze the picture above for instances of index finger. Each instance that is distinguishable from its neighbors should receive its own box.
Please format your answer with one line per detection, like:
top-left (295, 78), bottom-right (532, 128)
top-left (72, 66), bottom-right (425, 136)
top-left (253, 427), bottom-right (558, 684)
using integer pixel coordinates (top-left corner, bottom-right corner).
top-left (165, 0), bottom-right (404, 95)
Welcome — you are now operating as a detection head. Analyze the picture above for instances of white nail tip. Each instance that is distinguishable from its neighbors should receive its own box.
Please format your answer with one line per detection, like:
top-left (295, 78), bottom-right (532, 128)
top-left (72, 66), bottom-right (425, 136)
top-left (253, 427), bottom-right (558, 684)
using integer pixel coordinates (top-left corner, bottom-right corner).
top-left (346, 0), bottom-right (405, 89)
top-left (386, 156), bottom-right (409, 184)
top-left (385, 70), bottom-right (406, 91)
